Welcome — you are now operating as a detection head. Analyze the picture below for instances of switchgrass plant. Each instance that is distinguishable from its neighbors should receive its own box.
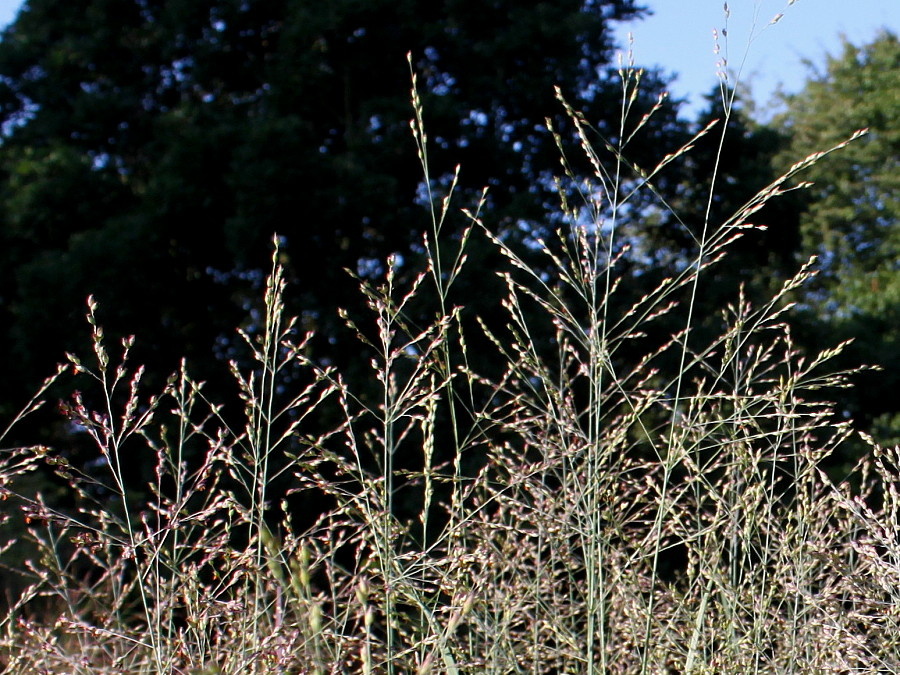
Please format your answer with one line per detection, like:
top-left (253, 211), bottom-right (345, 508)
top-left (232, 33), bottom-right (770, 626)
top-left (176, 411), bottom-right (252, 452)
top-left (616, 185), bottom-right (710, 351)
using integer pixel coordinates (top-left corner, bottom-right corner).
top-left (1, 44), bottom-right (898, 675)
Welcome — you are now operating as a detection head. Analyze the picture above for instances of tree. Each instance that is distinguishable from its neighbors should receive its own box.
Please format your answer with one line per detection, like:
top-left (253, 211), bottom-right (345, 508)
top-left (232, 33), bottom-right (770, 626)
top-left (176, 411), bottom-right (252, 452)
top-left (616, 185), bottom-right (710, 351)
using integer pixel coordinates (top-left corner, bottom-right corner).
top-left (772, 31), bottom-right (900, 441)
top-left (0, 0), bottom-right (712, 535)
top-left (0, 0), bottom-right (686, 422)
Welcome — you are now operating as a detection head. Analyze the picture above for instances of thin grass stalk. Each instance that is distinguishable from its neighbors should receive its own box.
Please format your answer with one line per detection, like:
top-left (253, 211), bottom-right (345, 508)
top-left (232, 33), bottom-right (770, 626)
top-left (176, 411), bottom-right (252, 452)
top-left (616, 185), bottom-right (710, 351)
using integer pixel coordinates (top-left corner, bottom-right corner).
top-left (583, 55), bottom-right (648, 674)
top-left (380, 259), bottom-right (398, 674)
top-left (409, 52), bottom-right (478, 569)
top-left (65, 299), bottom-right (167, 671)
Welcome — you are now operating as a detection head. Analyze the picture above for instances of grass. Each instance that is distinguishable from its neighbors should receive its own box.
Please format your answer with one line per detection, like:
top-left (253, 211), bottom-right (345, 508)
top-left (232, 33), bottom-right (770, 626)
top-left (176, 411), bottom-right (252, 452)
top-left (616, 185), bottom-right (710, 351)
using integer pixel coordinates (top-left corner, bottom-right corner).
top-left (1, 47), bottom-right (897, 675)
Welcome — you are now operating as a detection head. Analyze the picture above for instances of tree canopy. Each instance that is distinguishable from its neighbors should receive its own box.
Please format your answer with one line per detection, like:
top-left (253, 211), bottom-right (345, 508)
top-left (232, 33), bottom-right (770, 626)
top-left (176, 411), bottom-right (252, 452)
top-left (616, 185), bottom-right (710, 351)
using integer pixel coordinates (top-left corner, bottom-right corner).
top-left (0, 0), bottom-right (686, 415)
top-left (772, 30), bottom-right (900, 440)
top-left (0, 2), bottom-right (897, 460)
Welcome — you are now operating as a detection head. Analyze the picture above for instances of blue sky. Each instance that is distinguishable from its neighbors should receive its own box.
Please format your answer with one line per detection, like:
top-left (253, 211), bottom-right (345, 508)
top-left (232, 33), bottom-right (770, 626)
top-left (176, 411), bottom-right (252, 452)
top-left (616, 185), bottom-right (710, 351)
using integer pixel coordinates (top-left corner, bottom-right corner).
top-left (0, 0), bottom-right (896, 120)
top-left (613, 1), bottom-right (900, 119)
top-left (0, 0), bottom-right (14, 28)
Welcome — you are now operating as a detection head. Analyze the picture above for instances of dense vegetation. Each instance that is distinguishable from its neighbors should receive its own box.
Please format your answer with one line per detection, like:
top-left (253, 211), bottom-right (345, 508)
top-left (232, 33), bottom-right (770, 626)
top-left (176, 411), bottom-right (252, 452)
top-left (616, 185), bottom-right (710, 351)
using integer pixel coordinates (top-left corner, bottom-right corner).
top-left (0, 0), bottom-right (898, 671)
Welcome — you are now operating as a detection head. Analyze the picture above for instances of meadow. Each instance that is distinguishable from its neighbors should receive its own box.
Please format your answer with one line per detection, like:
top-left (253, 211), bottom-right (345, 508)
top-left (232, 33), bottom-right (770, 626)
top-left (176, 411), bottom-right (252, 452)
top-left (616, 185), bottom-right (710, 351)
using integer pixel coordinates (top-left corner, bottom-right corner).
top-left (1, 61), bottom-right (897, 674)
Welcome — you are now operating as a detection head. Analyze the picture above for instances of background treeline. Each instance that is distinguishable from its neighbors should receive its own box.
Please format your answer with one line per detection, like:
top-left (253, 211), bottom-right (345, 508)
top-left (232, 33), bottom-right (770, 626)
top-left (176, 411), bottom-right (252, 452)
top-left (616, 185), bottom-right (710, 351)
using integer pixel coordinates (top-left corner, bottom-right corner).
top-left (0, 0), bottom-right (897, 478)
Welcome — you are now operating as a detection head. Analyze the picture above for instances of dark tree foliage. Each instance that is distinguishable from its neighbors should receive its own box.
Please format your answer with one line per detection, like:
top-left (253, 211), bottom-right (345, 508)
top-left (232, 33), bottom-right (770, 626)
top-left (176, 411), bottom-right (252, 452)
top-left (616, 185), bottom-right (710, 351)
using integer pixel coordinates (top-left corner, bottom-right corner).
top-left (0, 0), bottom-right (683, 413)
top-left (770, 31), bottom-right (900, 446)
top-left (0, 0), bottom-right (707, 522)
